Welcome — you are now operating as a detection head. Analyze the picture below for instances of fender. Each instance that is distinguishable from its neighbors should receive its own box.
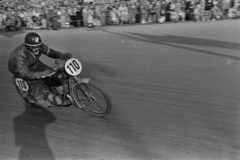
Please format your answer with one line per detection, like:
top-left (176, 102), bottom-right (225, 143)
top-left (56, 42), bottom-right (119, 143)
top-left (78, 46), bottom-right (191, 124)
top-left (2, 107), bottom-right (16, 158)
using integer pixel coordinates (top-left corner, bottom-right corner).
top-left (79, 78), bottom-right (90, 84)
top-left (74, 76), bottom-right (90, 84)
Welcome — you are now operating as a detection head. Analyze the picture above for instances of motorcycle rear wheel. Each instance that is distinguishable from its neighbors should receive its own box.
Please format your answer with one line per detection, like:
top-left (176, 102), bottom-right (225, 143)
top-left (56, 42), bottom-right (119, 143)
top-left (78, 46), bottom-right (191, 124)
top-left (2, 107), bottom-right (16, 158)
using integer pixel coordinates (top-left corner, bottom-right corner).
top-left (72, 81), bottom-right (112, 116)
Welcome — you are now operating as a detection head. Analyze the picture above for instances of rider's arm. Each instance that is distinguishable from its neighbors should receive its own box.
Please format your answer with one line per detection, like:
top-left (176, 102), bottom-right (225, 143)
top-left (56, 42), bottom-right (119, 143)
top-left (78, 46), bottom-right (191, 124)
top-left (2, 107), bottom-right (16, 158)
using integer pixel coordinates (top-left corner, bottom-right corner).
top-left (41, 43), bottom-right (62, 59)
top-left (17, 54), bottom-right (48, 79)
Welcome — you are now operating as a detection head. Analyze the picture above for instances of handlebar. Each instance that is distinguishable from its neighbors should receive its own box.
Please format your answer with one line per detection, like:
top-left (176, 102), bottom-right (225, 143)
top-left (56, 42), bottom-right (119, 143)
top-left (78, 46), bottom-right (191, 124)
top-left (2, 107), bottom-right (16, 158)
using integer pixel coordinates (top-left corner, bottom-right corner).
top-left (41, 60), bottom-right (65, 79)
top-left (41, 71), bottom-right (56, 79)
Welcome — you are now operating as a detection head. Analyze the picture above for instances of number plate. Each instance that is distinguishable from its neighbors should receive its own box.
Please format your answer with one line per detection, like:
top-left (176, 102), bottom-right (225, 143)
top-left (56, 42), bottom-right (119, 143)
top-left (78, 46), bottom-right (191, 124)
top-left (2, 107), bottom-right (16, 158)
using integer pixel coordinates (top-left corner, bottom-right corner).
top-left (65, 58), bottom-right (82, 76)
top-left (15, 78), bottom-right (29, 91)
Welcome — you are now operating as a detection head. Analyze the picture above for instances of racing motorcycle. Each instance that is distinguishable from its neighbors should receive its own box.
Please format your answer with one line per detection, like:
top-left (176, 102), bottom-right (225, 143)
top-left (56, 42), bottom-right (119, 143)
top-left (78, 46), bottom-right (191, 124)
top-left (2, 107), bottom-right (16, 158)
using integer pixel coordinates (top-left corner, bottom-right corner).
top-left (13, 58), bottom-right (112, 117)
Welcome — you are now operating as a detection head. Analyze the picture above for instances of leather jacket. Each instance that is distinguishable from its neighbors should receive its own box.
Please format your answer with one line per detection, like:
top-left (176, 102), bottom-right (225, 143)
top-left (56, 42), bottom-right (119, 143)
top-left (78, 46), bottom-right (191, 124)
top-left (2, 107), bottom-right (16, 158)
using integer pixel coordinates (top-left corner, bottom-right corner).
top-left (8, 43), bottom-right (62, 79)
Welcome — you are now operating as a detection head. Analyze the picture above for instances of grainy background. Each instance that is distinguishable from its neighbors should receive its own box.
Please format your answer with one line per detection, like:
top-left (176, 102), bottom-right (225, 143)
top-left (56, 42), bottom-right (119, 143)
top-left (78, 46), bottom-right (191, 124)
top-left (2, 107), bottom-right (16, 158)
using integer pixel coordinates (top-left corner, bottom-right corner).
top-left (0, 20), bottom-right (240, 160)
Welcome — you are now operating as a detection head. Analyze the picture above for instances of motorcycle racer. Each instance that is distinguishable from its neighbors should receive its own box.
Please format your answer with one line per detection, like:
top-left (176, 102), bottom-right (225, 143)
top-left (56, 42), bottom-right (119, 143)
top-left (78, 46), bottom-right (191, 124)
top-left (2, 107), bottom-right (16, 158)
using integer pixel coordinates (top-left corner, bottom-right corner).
top-left (8, 32), bottom-right (72, 107)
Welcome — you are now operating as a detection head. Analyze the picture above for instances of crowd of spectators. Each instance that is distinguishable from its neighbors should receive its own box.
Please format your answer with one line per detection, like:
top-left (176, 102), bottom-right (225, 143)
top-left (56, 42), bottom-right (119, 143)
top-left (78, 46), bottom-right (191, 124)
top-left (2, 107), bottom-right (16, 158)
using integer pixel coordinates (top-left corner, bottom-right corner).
top-left (0, 0), bottom-right (239, 31)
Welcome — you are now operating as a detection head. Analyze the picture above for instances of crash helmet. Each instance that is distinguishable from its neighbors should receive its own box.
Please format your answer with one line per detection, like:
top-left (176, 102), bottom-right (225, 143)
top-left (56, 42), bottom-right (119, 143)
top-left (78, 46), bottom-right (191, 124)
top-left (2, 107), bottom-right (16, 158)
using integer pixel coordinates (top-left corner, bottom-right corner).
top-left (24, 32), bottom-right (42, 55)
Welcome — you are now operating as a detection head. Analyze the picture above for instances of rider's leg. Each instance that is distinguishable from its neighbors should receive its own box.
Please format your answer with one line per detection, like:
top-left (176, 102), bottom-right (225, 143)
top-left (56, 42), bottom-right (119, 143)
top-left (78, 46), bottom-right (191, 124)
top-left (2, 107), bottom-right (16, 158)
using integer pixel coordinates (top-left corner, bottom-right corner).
top-left (48, 93), bottom-right (71, 106)
top-left (55, 85), bottom-right (63, 94)
top-left (48, 94), bottom-right (62, 105)
top-left (28, 61), bottom-right (53, 107)
top-left (30, 61), bottom-right (70, 106)
top-left (30, 80), bottom-right (51, 108)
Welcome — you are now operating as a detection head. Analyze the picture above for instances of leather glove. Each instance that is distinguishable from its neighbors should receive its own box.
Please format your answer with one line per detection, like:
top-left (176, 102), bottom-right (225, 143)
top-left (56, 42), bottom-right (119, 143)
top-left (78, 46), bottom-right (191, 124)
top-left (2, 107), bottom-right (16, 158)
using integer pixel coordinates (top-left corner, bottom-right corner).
top-left (60, 53), bottom-right (72, 60)
top-left (35, 69), bottom-right (53, 79)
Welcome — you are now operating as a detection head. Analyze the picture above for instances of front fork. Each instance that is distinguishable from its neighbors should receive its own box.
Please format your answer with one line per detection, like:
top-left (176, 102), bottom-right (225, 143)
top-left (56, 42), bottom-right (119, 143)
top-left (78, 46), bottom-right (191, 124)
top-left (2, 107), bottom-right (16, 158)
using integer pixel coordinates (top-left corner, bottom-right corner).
top-left (72, 76), bottom-right (90, 95)
top-left (72, 76), bottom-right (93, 107)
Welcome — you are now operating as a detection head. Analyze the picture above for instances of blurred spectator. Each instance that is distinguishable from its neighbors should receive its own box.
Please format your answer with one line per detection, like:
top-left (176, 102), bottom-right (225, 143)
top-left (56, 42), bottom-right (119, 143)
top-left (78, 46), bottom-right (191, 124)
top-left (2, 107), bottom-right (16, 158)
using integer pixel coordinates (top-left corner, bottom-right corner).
top-left (5, 8), bottom-right (21, 31)
top-left (86, 5), bottom-right (95, 27)
top-left (32, 8), bottom-right (41, 29)
top-left (185, 0), bottom-right (195, 21)
top-left (127, 1), bottom-right (137, 24)
top-left (155, 0), bottom-right (162, 23)
top-left (63, 8), bottom-right (71, 27)
top-left (228, 5), bottom-right (240, 18)
top-left (228, 0), bottom-right (240, 18)
top-left (160, 0), bottom-right (167, 23)
top-left (49, 7), bottom-right (60, 30)
top-left (0, 0), bottom-right (233, 31)
top-left (26, 9), bottom-right (33, 29)
top-left (76, 6), bottom-right (83, 27)
top-left (194, 3), bottom-right (202, 21)
top-left (119, 2), bottom-right (129, 24)
top-left (95, 4), bottom-right (102, 26)
top-left (18, 9), bottom-right (26, 29)
top-left (212, 0), bottom-right (223, 20)
top-left (139, 4), bottom-right (146, 23)
top-left (82, 5), bottom-right (88, 27)
top-left (176, 0), bottom-right (186, 21)
top-left (68, 7), bottom-right (77, 28)
top-left (135, 1), bottom-right (141, 23)
top-left (0, 11), bottom-right (4, 31)
top-left (99, 2), bottom-right (107, 26)
top-left (146, 1), bottom-right (156, 23)
top-left (45, 7), bottom-right (51, 29)
top-left (205, 0), bottom-right (214, 20)
top-left (221, 0), bottom-right (231, 16)
top-left (170, 0), bottom-right (178, 22)
top-left (110, 6), bottom-right (119, 24)
top-left (200, 0), bottom-right (206, 21)
top-left (58, 7), bottom-right (66, 28)
top-left (72, 7), bottom-right (78, 27)
top-left (165, 0), bottom-right (171, 21)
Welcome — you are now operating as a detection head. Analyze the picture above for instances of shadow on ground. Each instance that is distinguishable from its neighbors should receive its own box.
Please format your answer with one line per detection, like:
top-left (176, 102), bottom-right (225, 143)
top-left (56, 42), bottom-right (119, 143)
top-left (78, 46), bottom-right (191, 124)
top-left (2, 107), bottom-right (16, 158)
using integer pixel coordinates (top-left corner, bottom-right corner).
top-left (14, 103), bottom-right (56, 160)
top-left (104, 30), bottom-right (240, 60)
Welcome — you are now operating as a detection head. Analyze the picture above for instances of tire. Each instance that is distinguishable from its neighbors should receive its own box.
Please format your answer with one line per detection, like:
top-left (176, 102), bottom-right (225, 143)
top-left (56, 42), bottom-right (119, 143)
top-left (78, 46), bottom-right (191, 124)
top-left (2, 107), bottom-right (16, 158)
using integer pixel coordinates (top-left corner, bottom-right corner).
top-left (72, 81), bottom-right (112, 116)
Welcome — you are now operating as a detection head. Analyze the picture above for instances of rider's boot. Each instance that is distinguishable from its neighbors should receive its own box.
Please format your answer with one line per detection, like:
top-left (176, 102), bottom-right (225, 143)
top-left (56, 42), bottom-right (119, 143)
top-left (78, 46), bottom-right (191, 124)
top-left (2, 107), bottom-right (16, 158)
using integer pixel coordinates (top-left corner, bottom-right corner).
top-left (55, 86), bottom-right (63, 94)
top-left (35, 96), bottom-right (52, 108)
top-left (48, 94), bottom-right (71, 106)
top-left (31, 81), bottom-right (52, 108)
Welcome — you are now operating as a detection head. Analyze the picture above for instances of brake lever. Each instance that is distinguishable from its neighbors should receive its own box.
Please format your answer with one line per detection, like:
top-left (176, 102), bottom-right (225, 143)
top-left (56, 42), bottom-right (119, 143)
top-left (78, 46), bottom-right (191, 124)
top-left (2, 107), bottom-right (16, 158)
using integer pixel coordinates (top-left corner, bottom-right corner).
top-left (41, 70), bottom-right (57, 79)
top-left (41, 61), bottom-right (64, 79)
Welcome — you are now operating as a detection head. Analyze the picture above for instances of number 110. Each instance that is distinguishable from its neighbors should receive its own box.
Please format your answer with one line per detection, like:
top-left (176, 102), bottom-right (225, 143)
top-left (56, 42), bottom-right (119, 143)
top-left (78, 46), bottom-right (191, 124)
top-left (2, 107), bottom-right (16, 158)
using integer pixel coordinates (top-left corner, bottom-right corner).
top-left (67, 60), bottom-right (80, 74)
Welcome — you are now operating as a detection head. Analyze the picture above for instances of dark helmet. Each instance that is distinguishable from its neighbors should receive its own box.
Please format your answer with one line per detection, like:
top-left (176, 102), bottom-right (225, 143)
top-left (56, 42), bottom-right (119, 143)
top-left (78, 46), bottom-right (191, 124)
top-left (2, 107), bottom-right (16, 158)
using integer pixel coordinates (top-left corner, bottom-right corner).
top-left (24, 32), bottom-right (42, 55)
top-left (25, 32), bottom-right (42, 46)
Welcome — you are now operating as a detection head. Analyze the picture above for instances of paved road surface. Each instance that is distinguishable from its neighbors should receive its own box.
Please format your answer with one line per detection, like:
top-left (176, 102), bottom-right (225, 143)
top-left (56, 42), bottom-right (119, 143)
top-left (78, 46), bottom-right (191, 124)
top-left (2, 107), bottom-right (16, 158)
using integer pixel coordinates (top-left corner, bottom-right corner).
top-left (0, 20), bottom-right (240, 160)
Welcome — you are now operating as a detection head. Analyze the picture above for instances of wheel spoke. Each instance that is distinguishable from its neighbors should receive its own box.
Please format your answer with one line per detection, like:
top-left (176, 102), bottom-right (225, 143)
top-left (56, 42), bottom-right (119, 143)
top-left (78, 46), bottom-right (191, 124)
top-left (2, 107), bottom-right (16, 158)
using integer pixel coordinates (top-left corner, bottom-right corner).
top-left (89, 98), bottom-right (105, 112)
top-left (72, 82), bottom-right (111, 116)
top-left (82, 97), bottom-right (105, 113)
top-left (94, 104), bottom-right (105, 112)
top-left (84, 86), bottom-right (105, 113)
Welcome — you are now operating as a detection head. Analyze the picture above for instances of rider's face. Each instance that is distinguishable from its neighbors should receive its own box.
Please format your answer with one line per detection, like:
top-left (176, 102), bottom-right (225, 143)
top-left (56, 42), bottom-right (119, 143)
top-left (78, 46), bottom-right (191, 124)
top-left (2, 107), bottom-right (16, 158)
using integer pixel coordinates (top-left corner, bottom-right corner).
top-left (27, 45), bottom-right (42, 56)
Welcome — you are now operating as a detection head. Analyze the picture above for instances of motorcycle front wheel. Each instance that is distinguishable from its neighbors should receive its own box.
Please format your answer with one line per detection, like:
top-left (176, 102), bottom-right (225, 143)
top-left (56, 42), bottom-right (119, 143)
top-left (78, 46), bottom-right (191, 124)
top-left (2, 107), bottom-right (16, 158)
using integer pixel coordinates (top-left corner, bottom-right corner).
top-left (72, 81), bottom-right (112, 117)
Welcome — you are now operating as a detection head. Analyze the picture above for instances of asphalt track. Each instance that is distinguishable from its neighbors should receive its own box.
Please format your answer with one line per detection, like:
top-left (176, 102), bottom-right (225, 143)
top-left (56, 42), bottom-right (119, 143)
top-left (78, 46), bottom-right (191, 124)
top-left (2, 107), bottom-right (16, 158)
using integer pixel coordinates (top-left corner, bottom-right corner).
top-left (0, 20), bottom-right (240, 160)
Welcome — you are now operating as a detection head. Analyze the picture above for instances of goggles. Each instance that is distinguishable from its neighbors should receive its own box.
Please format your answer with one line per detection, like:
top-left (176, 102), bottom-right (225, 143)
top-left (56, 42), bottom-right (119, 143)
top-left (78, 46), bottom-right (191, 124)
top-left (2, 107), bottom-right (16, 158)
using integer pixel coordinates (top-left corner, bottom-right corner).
top-left (26, 44), bottom-right (42, 55)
